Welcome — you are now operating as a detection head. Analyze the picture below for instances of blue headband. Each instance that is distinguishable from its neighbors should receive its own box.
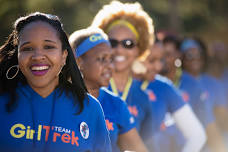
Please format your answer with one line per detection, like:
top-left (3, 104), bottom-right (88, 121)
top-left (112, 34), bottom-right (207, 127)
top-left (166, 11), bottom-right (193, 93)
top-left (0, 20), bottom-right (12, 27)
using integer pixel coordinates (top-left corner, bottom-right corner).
top-left (180, 39), bottom-right (200, 53)
top-left (76, 33), bottom-right (110, 58)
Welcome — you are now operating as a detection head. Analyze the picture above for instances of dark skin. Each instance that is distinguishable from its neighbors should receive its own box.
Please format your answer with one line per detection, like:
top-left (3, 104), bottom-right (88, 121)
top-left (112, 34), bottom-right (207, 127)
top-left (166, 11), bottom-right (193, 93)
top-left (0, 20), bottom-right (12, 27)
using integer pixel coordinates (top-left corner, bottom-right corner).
top-left (77, 43), bottom-right (114, 97)
top-left (77, 42), bottom-right (148, 152)
top-left (18, 21), bottom-right (68, 97)
top-left (182, 47), bottom-right (227, 152)
top-left (162, 42), bottom-right (181, 82)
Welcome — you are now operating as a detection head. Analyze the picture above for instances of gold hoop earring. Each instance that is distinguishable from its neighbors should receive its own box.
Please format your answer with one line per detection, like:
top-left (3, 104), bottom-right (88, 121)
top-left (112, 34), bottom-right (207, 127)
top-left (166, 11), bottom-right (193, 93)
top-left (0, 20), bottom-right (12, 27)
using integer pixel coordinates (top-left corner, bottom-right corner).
top-left (57, 65), bottom-right (64, 76)
top-left (80, 71), bottom-right (84, 78)
top-left (6, 65), bottom-right (19, 80)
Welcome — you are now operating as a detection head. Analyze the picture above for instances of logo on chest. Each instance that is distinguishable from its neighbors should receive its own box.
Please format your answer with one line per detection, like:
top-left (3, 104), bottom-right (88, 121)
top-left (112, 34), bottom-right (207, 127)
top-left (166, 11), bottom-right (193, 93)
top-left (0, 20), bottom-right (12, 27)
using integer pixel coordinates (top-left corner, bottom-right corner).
top-left (146, 90), bottom-right (157, 102)
top-left (181, 91), bottom-right (190, 102)
top-left (9, 122), bottom-right (90, 147)
top-left (105, 119), bottom-right (114, 131)
top-left (128, 106), bottom-right (138, 117)
top-left (80, 122), bottom-right (89, 139)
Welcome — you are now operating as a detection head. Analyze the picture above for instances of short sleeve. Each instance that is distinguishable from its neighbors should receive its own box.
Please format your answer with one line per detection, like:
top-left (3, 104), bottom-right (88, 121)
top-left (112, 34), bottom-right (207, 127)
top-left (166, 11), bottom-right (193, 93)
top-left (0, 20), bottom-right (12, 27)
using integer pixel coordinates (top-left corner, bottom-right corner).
top-left (91, 97), bottom-right (112, 152)
top-left (213, 81), bottom-right (227, 106)
top-left (163, 84), bottom-right (186, 114)
top-left (192, 86), bottom-right (215, 127)
top-left (139, 92), bottom-right (154, 141)
top-left (118, 100), bottom-right (136, 134)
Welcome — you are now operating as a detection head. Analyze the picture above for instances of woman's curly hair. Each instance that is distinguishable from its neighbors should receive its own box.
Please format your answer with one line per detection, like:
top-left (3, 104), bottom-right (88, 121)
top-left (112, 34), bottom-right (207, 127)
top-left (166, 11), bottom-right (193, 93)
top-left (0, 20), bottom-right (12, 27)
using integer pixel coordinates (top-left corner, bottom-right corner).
top-left (91, 1), bottom-right (154, 56)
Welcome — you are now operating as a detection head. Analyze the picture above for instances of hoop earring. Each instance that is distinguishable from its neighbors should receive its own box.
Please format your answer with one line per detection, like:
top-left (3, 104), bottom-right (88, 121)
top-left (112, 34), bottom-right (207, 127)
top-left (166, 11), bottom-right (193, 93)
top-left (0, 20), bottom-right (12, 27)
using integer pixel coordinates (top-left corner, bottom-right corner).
top-left (57, 65), bottom-right (64, 76)
top-left (6, 65), bottom-right (19, 80)
top-left (80, 71), bottom-right (84, 78)
top-left (174, 58), bottom-right (182, 68)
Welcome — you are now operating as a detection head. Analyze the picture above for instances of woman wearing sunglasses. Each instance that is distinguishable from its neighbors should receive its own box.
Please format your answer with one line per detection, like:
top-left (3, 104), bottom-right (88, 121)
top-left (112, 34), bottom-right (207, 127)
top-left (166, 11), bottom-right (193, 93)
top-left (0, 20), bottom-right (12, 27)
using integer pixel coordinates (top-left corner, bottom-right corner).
top-left (69, 27), bottom-right (148, 152)
top-left (91, 0), bottom-right (154, 142)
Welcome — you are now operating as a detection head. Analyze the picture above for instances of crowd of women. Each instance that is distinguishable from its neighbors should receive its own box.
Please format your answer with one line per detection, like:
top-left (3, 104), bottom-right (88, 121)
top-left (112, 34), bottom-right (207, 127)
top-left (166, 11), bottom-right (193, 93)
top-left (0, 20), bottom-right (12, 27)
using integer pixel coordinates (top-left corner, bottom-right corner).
top-left (0, 1), bottom-right (228, 152)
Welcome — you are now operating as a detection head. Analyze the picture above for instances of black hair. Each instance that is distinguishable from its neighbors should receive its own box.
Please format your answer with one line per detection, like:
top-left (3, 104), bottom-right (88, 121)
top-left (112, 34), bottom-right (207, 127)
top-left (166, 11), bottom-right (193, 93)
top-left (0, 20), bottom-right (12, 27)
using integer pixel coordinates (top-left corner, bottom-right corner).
top-left (193, 37), bottom-right (208, 72)
top-left (0, 12), bottom-right (88, 113)
top-left (163, 35), bottom-right (181, 51)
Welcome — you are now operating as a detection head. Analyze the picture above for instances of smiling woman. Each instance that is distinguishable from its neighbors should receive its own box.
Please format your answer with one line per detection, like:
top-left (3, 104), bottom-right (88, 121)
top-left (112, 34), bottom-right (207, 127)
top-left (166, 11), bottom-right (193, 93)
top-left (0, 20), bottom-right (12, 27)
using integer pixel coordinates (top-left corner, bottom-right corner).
top-left (91, 1), bottom-right (156, 152)
top-left (69, 27), bottom-right (147, 152)
top-left (0, 12), bottom-right (111, 152)
top-left (18, 21), bottom-right (68, 97)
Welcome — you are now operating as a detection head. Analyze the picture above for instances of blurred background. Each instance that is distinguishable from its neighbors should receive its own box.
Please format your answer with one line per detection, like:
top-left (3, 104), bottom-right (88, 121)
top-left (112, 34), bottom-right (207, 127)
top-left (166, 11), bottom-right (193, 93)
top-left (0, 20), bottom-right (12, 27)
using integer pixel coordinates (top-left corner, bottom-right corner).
top-left (0, 0), bottom-right (227, 46)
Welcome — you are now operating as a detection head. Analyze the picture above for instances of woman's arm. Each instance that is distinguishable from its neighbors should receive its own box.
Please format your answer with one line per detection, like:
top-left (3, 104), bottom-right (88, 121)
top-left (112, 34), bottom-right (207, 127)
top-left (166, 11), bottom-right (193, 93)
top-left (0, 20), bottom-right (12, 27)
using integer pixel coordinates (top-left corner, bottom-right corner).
top-left (205, 122), bottom-right (227, 152)
top-left (173, 104), bottom-right (207, 152)
top-left (117, 128), bottom-right (148, 152)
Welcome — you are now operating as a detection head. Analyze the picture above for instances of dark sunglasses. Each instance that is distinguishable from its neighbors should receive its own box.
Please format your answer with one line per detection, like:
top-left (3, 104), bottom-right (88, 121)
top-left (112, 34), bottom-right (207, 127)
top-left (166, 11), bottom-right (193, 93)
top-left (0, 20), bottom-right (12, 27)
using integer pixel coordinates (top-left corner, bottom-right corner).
top-left (109, 39), bottom-right (136, 49)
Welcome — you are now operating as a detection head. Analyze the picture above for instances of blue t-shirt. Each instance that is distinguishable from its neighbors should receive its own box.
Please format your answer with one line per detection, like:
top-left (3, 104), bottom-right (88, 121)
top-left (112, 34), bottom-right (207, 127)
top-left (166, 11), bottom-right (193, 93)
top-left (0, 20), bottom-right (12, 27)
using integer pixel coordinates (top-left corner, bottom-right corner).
top-left (136, 75), bottom-right (186, 152)
top-left (222, 69), bottom-right (228, 96)
top-left (98, 87), bottom-right (135, 152)
top-left (0, 84), bottom-right (111, 152)
top-left (139, 75), bottom-right (185, 135)
top-left (178, 71), bottom-right (214, 127)
top-left (199, 74), bottom-right (227, 108)
top-left (108, 79), bottom-right (153, 133)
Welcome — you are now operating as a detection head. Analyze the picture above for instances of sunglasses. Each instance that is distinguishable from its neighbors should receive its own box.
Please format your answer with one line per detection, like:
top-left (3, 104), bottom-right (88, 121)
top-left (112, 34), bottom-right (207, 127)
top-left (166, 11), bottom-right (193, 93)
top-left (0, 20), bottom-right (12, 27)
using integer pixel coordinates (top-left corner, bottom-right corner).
top-left (109, 39), bottom-right (136, 49)
top-left (184, 52), bottom-right (201, 60)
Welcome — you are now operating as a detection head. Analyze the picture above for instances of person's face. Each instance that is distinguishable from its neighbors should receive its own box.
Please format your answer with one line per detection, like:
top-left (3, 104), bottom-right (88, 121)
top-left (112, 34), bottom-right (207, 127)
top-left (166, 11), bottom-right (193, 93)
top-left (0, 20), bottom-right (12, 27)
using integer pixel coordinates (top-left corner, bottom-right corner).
top-left (79, 43), bottom-right (114, 88)
top-left (144, 45), bottom-right (164, 81)
top-left (18, 21), bottom-right (68, 94)
top-left (107, 26), bottom-right (139, 72)
top-left (182, 48), bottom-right (202, 76)
top-left (163, 42), bottom-right (180, 73)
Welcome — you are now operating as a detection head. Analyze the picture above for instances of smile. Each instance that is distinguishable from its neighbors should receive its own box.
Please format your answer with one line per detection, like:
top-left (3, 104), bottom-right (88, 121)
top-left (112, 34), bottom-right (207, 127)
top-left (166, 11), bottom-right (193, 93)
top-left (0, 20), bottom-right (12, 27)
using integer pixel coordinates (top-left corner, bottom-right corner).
top-left (103, 72), bottom-right (111, 79)
top-left (30, 64), bottom-right (50, 76)
top-left (115, 56), bottom-right (126, 62)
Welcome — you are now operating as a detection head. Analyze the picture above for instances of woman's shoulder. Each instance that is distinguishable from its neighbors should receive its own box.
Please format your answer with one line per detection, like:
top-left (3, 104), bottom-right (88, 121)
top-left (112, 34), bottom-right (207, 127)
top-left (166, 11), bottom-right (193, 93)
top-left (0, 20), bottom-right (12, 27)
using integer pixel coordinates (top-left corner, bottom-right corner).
top-left (155, 74), bottom-right (173, 85)
top-left (98, 87), bottom-right (129, 115)
top-left (85, 93), bottom-right (104, 112)
top-left (99, 87), bottom-right (125, 105)
top-left (0, 93), bottom-right (10, 108)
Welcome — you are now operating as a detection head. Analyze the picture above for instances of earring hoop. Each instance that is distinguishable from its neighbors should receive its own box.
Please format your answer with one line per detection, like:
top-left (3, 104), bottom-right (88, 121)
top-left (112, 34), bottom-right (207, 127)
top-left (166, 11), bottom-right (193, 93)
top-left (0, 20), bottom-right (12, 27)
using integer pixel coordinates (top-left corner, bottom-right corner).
top-left (174, 58), bottom-right (182, 68)
top-left (6, 65), bottom-right (19, 80)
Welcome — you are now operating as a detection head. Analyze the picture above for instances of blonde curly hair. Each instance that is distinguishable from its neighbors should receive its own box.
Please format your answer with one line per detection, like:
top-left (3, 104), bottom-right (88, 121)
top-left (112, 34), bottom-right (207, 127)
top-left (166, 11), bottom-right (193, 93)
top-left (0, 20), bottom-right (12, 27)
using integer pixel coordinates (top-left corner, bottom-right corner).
top-left (91, 1), bottom-right (154, 56)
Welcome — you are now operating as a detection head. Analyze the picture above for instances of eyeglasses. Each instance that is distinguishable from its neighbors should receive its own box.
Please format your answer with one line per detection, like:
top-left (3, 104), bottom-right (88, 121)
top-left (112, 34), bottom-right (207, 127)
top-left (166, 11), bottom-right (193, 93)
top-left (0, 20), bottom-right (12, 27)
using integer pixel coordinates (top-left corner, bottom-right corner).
top-left (109, 39), bottom-right (136, 49)
top-left (184, 52), bottom-right (201, 60)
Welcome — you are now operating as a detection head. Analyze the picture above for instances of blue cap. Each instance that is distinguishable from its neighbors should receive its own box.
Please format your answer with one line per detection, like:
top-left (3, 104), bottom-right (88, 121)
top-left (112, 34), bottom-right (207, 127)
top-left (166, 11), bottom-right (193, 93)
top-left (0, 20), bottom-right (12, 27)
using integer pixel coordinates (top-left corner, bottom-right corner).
top-left (76, 33), bottom-right (110, 58)
top-left (180, 39), bottom-right (200, 52)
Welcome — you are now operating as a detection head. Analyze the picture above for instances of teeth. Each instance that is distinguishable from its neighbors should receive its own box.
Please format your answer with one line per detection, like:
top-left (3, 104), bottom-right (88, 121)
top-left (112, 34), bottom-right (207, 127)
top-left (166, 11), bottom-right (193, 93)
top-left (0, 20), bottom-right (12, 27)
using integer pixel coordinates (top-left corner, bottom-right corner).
top-left (115, 56), bottom-right (126, 62)
top-left (31, 66), bottom-right (49, 71)
top-left (103, 73), bottom-right (111, 78)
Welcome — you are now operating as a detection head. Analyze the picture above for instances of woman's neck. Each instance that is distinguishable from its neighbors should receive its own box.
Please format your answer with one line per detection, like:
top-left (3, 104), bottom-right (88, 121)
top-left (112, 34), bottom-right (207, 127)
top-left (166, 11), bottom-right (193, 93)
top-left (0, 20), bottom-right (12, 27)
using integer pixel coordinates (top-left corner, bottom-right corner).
top-left (166, 68), bottom-right (177, 82)
top-left (112, 69), bottom-right (131, 92)
top-left (31, 78), bottom-right (58, 98)
top-left (84, 80), bottom-right (100, 98)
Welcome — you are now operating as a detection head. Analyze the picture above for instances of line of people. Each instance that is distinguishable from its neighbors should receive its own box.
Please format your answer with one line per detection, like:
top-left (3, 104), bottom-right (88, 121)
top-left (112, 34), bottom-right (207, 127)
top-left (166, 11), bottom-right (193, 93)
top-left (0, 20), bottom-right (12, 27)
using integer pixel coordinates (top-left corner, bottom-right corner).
top-left (1, 1), bottom-right (228, 152)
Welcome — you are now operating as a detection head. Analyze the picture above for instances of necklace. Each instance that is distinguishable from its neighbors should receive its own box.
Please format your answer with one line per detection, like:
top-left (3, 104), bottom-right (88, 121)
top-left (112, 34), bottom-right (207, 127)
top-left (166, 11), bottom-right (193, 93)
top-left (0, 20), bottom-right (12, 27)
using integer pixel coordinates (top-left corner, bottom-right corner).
top-left (110, 77), bottom-right (133, 101)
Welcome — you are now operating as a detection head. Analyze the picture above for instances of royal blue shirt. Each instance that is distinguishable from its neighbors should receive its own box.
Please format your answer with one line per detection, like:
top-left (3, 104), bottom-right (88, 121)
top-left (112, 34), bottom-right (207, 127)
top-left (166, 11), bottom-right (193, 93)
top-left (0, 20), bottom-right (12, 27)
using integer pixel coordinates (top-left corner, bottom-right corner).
top-left (0, 84), bottom-right (111, 152)
top-left (222, 69), bottom-right (228, 99)
top-left (98, 87), bottom-right (135, 152)
top-left (199, 74), bottom-right (227, 108)
top-left (138, 75), bottom-right (185, 135)
top-left (178, 71), bottom-right (214, 127)
top-left (135, 75), bottom-right (186, 152)
top-left (108, 79), bottom-right (153, 133)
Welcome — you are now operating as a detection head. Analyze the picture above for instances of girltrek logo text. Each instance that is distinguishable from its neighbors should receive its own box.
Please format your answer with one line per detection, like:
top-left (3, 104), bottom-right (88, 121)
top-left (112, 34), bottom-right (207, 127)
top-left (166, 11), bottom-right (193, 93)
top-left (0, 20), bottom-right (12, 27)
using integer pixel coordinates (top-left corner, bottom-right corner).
top-left (10, 123), bottom-right (79, 146)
